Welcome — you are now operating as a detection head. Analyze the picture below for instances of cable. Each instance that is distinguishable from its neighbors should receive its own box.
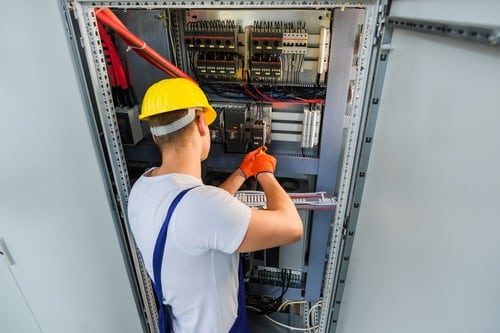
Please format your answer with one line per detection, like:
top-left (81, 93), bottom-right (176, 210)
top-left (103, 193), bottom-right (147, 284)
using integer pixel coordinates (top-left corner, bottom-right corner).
top-left (165, 9), bottom-right (178, 68)
top-left (307, 301), bottom-right (322, 320)
top-left (307, 300), bottom-right (323, 333)
top-left (277, 299), bottom-right (308, 312)
top-left (246, 267), bottom-right (292, 315)
top-left (95, 8), bottom-right (193, 81)
top-left (263, 313), bottom-right (319, 332)
top-left (250, 299), bottom-right (322, 332)
top-left (245, 84), bottom-right (325, 104)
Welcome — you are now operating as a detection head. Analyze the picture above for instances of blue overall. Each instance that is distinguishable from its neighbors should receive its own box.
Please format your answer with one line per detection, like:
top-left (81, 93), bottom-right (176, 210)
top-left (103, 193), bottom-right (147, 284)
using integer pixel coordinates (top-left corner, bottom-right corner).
top-left (152, 187), bottom-right (251, 333)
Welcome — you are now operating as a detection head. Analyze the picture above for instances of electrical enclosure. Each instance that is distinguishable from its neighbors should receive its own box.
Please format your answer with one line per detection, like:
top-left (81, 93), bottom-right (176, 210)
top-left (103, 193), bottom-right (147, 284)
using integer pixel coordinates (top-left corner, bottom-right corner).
top-left (1, 0), bottom-right (499, 333)
top-left (66, 3), bottom-right (368, 331)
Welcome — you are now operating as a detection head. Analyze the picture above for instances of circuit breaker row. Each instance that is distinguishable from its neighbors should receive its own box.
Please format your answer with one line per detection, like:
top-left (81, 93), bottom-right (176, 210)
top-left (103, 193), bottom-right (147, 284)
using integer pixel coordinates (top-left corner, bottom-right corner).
top-left (185, 19), bottom-right (329, 84)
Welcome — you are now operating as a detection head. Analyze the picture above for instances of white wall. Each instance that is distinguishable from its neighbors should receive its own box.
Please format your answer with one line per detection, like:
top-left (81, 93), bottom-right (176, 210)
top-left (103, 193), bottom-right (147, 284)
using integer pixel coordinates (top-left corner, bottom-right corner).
top-left (0, 1), bottom-right (143, 332)
top-left (336, 2), bottom-right (500, 333)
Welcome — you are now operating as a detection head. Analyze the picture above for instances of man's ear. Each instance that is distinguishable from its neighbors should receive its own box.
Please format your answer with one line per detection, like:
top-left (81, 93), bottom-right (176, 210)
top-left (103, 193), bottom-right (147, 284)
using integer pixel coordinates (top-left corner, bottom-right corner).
top-left (151, 134), bottom-right (159, 145)
top-left (195, 113), bottom-right (208, 136)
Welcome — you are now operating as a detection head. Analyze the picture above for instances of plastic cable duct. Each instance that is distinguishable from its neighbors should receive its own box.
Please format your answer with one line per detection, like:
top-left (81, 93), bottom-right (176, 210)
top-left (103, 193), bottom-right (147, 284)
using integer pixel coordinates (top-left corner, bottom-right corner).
top-left (95, 8), bottom-right (194, 82)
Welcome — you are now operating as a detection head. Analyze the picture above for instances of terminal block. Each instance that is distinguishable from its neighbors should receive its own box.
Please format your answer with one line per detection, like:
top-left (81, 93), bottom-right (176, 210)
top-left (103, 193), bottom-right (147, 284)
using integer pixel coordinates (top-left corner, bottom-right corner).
top-left (250, 266), bottom-right (304, 289)
top-left (249, 54), bottom-right (281, 81)
top-left (195, 52), bottom-right (239, 80)
top-left (185, 19), bottom-right (238, 51)
top-left (185, 19), bottom-right (240, 81)
top-left (282, 32), bottom-right (308, 55)
top-left (249, 20), bottom-right (308, 83)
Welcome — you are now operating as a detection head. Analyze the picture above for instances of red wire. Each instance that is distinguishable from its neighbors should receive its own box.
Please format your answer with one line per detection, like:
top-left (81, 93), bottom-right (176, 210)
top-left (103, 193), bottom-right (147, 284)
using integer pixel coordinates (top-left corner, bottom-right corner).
top-left (95, 8), bottom-right (324, 104)
top-left (97, 21), bottom-right (129, 89)
top-left (252, 86), bottom-right (274, 102)
top-left (243, 85), bottom-right (261, 101)
top-left (95, 8), bottom-right (195, 82)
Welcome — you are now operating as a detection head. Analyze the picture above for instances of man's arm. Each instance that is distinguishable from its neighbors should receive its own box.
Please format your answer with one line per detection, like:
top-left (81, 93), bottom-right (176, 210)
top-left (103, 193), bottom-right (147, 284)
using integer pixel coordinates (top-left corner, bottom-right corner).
top-left (237, 155), bottom-right (303, 253)
top-left (218, 169), bottom-right (246, 195)
top-left (218, 148), bottom-right (261, 195)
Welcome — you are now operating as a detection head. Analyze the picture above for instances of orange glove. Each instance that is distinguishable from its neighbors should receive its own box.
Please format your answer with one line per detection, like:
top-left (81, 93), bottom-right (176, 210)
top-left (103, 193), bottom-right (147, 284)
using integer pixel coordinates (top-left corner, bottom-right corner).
top-left (251, 149), bottom-right (276, 178)
top-left (239, 147), bottom-right (262, 178)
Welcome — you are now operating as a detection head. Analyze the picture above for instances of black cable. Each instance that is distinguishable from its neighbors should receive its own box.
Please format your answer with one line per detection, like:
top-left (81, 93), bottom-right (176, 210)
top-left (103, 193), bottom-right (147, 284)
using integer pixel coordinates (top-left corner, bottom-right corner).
top-left (247, 268), bottom-right (292, 315)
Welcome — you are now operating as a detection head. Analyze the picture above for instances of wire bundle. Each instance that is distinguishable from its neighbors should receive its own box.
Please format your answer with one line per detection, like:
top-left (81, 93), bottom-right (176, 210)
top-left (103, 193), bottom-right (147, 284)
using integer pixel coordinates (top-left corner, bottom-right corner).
top-left (248, 299), bottom-right (323, 332)
top-left (243, 84), bottom-right (325, 104)
top-left (247, 268), bottom-right (292, 315)
top-left (95, 8), bottom-right (193, 81)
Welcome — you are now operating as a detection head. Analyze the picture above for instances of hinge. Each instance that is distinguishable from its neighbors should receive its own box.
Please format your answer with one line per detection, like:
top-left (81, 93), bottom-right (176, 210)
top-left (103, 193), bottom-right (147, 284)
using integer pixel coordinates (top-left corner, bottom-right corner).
top-left (61, 1), bottom-right (75, 36)
top-left (343, 215), bottom-right (350, 229)
top-left (374, 4), bottom-right (388, 46)
top-left (0, 238), bottom-right (15, 266)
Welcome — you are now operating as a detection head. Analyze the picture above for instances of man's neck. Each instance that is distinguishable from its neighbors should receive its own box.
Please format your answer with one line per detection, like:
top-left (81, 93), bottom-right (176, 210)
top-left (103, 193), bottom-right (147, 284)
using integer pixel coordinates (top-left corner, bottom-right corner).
top-left (149, 147), bottom-right (202, 179)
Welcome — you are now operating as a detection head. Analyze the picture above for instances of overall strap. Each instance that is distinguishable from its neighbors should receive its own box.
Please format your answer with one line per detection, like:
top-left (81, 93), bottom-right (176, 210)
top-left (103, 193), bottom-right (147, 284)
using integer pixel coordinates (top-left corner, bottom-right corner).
top-left (228, 257), bottom-right (251, 333)
top-left (152, 187), bottom-right (197, 333)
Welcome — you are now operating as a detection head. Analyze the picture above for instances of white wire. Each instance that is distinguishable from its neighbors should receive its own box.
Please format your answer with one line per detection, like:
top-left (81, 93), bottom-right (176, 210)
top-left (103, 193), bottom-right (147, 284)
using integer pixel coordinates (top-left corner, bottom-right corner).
top-left (264, 314), bottom-right (319, 332)
top-left (308, 301), bottom-right (323, 320)
top-left (248, 299), bottom-right (323, 332)
top-left (277, 299), bottom-right (308, 312)
top-left (306, 301), bottom-right (323, 333)
top-left (248, 304), bottom-right (318, 331)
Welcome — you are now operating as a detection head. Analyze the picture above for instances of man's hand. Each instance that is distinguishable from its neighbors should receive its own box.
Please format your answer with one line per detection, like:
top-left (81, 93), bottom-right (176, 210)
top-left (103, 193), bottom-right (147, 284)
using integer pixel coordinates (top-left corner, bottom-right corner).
top-left (251, 149), bottom-right (277, 178)
top-left (237, 149), bottom-right (302, 253)
top-left (239, 147), bottom-right (263, 179)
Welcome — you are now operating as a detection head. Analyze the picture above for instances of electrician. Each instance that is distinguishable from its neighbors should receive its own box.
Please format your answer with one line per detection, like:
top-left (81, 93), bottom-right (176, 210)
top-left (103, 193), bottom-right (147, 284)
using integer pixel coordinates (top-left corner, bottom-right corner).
top-left (128, 78), bottom-right (303, 333)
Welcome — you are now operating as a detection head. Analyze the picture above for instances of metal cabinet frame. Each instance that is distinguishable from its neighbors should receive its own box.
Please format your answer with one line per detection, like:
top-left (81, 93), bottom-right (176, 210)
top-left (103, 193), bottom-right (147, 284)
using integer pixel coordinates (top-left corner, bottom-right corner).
top-left (62, 1), bottom-right (386, 332)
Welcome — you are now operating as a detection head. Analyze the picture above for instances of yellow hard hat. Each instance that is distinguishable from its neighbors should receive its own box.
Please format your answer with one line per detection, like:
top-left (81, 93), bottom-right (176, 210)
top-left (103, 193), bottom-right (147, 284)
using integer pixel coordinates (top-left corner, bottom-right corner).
top-left (140, 78), bottom-right (216, 125)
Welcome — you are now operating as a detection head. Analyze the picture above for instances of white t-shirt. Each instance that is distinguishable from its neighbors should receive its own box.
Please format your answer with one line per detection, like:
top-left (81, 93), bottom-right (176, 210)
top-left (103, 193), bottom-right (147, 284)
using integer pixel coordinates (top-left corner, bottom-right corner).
top-left (127, 171), bottom-right (251, 333)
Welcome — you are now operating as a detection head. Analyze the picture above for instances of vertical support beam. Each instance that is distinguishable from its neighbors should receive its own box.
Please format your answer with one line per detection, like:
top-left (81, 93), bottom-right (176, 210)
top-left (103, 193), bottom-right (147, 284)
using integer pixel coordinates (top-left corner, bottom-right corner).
top-left (305, 8), bottom-right (365, 301)
top-left (318, 2), bottom-right (383, 332)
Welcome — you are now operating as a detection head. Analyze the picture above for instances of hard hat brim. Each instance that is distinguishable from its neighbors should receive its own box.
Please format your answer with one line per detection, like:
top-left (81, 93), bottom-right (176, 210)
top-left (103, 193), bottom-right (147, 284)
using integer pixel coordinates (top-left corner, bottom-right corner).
top-left (204, 105), bottom-right (217, 126)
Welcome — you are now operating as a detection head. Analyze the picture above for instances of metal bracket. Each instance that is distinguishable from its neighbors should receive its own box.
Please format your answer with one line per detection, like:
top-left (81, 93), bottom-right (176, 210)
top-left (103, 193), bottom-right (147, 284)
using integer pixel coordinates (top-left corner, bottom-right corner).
top-left (0, 238), bottom-right (15, 266)
top-left (388, 16), bottom-right (500, 46)
top-left (373, 3), bottom-right (389, 45)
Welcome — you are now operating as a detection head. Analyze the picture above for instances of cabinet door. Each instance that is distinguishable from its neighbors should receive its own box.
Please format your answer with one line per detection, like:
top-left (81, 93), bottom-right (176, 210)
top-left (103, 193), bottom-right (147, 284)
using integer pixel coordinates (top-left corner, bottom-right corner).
top-left (333, 2), bottom-right (500, 333)
top-left (0, 262), bottom-right (41, 333)
top-left (0, 2), bottom-right (144, 333)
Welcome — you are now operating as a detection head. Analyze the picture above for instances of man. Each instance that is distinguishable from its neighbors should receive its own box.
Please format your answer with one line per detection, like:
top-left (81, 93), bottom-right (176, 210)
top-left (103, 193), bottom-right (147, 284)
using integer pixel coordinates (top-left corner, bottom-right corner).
top-left (128, 78), bottom-right (303, 333)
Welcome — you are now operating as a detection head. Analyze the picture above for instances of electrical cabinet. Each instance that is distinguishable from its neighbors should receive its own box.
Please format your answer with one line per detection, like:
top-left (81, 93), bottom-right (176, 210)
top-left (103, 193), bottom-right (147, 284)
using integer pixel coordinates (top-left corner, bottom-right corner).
top-left (1, 0), bottom-right (499, 332)
top-left (64, 2), bottom-right (370, 331)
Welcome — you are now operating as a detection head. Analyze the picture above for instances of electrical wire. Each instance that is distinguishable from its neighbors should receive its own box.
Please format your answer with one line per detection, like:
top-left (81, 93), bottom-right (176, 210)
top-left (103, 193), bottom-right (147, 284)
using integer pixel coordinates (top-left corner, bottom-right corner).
top-left (277, 299), bottom-right (308, 312)
top-left (307, 300), bottom-right (323, 333)
top-left (261, 312), bottom-right (319, 332)
top-left (247, 268), bottom-right (292, 315)
top-left (95, 8), bottom-right (193, 81)
top-left (249, 298), bottom-right (322, 332)
top-left (244, 84), bottom-right (325, 104)
top-left (165, 9), bottom-right (178, 68)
